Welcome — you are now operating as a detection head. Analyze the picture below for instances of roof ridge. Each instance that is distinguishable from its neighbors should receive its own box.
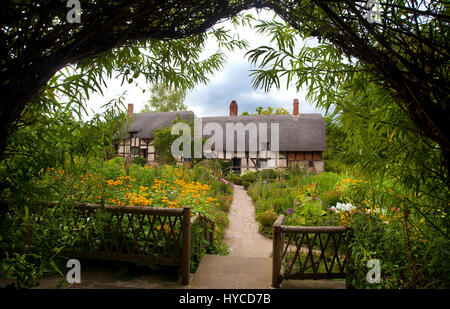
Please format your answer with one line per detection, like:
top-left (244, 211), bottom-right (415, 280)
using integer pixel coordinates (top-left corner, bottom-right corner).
top-left (134, 110), bottom-right (194, 114)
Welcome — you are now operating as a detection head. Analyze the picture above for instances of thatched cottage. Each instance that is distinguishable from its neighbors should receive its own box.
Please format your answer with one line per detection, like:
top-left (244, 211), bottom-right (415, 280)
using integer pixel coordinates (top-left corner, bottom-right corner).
top-left (116, 99), bottom-right (326, 173)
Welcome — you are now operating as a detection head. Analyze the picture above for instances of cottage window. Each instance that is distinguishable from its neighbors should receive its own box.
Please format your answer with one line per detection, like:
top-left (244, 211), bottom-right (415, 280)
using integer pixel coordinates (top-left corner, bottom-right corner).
top-left (130, 147), bottom-right (139, 155)
top-left (258, 159), bottom-right (268, 169)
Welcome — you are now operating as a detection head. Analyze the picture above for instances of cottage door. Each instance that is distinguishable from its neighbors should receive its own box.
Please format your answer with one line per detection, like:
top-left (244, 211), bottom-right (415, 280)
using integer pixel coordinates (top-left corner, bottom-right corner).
top-left (232, 157), bottom-right (241, 173)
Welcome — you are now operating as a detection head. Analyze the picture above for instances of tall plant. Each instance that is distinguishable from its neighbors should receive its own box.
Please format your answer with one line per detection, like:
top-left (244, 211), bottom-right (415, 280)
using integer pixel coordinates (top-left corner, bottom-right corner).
top-left (0, 98), bottom-right (126, 287)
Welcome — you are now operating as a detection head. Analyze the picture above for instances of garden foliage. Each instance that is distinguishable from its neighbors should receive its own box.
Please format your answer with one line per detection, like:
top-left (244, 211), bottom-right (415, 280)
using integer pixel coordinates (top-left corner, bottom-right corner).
top-left (0, 100), bottom-right (233, 287)
top-left (248, 169), bottom-right (449, 288)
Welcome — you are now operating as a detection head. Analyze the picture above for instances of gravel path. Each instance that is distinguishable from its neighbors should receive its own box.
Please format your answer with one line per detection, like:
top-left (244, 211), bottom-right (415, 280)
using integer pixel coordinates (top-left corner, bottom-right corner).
top-left (223, 185), bottom-right (273, 257)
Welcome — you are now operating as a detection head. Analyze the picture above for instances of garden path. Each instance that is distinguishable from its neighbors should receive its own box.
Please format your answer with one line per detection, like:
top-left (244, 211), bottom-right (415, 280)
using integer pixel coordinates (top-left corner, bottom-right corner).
top-left (189, 184), bottom-right (346, 289)
top-left (189, 184), bottom-right (273, 288)
top-left (223, 184), bottom-right (273, 257)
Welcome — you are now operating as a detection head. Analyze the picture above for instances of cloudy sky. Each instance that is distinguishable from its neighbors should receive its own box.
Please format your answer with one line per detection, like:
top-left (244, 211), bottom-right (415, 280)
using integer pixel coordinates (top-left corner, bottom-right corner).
top-left (85, 9), bottom-right (324, 119)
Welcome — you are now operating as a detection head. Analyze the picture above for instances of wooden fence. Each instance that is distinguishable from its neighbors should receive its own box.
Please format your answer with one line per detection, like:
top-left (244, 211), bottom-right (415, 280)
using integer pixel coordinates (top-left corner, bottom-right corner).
top-left (272, 215), bottom-right (353, 288)
top-left (190, 213), bottom-right (215, 266)
top-left (46, 201), bottom-right (215, 285)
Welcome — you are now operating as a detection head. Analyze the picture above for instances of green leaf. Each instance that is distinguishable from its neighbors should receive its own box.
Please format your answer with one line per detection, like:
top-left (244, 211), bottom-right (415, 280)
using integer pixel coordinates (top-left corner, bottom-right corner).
top-left (50, 260), bottom-right (63, 277)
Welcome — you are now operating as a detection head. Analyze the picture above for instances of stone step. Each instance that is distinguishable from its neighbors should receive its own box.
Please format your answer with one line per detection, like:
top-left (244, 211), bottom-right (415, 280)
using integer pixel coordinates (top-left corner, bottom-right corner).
top-left (189, 254), bottom-right (273, 289)
top-left (280, 279), bottom-right (346, 289)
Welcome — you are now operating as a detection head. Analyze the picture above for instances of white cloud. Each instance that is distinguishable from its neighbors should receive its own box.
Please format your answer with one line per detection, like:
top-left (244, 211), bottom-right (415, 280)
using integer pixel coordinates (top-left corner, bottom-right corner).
top-left (84, 9), bottom-right (325, 119)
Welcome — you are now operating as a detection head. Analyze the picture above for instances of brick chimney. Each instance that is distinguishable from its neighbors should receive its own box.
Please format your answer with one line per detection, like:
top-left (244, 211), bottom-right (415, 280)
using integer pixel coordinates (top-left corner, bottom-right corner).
top-left (128, 103), bottom-right (134, 117)
top-left (229, 100), bottom-right (238, 116)
top-left (293, 99), bottom-right (299, 116)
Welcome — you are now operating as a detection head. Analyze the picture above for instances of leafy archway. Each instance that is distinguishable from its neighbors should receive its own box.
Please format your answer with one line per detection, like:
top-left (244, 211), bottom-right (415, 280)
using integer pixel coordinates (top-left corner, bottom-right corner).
top-left (1, 1), bottom-right (448, 167)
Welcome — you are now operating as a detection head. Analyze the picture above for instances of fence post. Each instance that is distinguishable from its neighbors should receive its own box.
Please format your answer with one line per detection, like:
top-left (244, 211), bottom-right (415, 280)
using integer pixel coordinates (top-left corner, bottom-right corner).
top-left (272, 215), bottom-right (284, 288)
top-left (181, 207), bottom-right (191, 285)
top-left (345, 227), bottom-right (354, 289)
top-left (210, 221), bottom-right (215, 248)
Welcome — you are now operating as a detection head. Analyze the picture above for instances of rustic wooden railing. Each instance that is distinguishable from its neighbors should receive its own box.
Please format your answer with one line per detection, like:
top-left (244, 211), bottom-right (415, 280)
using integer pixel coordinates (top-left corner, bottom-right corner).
top-left (190, 214), bottom-right (215, 264)
top-left (45, 201), bottom-right (215, 285)
top-left (272, 215), bottom-right (353, 288)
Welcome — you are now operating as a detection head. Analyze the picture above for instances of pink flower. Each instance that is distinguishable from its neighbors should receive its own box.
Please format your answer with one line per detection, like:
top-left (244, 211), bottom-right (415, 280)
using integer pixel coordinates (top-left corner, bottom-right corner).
top-left (328, 206), bottom-right (337, 213)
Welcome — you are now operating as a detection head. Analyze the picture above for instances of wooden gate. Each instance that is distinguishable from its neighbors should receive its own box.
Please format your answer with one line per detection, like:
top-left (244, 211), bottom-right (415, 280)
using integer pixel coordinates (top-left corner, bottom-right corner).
top-left (44, 201), bottom-right (215, 285)
top-left (272, 215), bottom-right (353, 288)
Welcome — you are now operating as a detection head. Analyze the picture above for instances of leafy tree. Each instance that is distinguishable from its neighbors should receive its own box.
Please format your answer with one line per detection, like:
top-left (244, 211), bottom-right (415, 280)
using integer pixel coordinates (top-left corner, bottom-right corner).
top-left (0, 1), bottom-right (260, 159)
top-left (0, 3), bottom-right (254, 286)
top-left (0, 98), bottom-right (126, 287)
top-left (333, 75), bottom-right (450, 287)
top-left (141, 84), bottom-right (187, 112)
top-left (240, 106), bottom-right (290, 115)
top-left (240, 3), bottom-right (449, 287)
top-left (322, 117), bottom-right (349, 162)
top-left (152, 116), bottom-right (203, 165)
top-left (3, 1), bottom-right (447, 167)
top-left (246, 1), bottom-right (449, 171)
top-left (244, 5), bottom-right (450, 242)
top-left (152, 124), bottom-right (179, 165)
top-left (334, 73), bottom-right (448, 228)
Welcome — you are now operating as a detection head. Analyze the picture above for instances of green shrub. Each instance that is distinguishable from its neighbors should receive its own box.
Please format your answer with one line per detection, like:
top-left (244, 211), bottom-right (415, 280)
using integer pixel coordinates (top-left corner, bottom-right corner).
top-left (194, 159), bottom-right (228, 178)
top-left (271, 195), bottom-right (294, 214)
top-left (281, 191), bottom-right (327, 226)
top-left (218, 160), bottom-right (232, 174)
top-left (242, 172), bottom-right (257, 183)
top-left (322, 190), bottom-right (342, 207)
top-left (247, 166), bottom-right (450, 288)
top-left (255, 199), bottom-right (272, 214)
top-left (256, 210), bottom-right (278, 228)
top-left (247, 186), bottom-right (257, 201)
top-left (208, 178), bottom-right (233, 197)
top-left (109, 156), bottom-right (125, 166)
top-left (217, 193), bottom-right (233, 212)
top-left (259, 169), bottom-right (277, 179)
top-left (324, 159), bottom-right (347, 174)
top-left (230, 175), bottom-right (242, 185)
top-left (132, 156), bottom-right (147, 166)
top-left (101, 157), bottom-right (126, 180)
top-left (242, 180), bottom-right (250, 190)
top-left (240, 169), bottom-right (255, 177)
top-left (313, 172), bottom-right (343, 193)
top-left (347, 213), bottom-right (408, 289)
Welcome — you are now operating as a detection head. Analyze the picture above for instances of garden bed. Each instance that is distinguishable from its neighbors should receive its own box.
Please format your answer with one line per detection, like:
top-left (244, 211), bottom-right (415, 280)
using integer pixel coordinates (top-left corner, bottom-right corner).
top-left (18, 158), bottom-right (234, 284)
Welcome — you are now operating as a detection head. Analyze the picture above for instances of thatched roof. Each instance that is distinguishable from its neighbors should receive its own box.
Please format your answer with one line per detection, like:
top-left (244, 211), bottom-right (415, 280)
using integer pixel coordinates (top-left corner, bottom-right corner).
top-left (123, 112), bottom-right (326, 151)
top-left (124, 111), bottom-right (194, 139)
top-left (202, 114), bottom-right (326, 152)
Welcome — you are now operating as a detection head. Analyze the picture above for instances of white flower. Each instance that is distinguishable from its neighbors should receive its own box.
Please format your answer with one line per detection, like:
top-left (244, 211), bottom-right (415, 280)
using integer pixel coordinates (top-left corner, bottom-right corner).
top-left (335, 202), bottom-right (356, 212)
top-left (366, 208), bottom-right (386, 215)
